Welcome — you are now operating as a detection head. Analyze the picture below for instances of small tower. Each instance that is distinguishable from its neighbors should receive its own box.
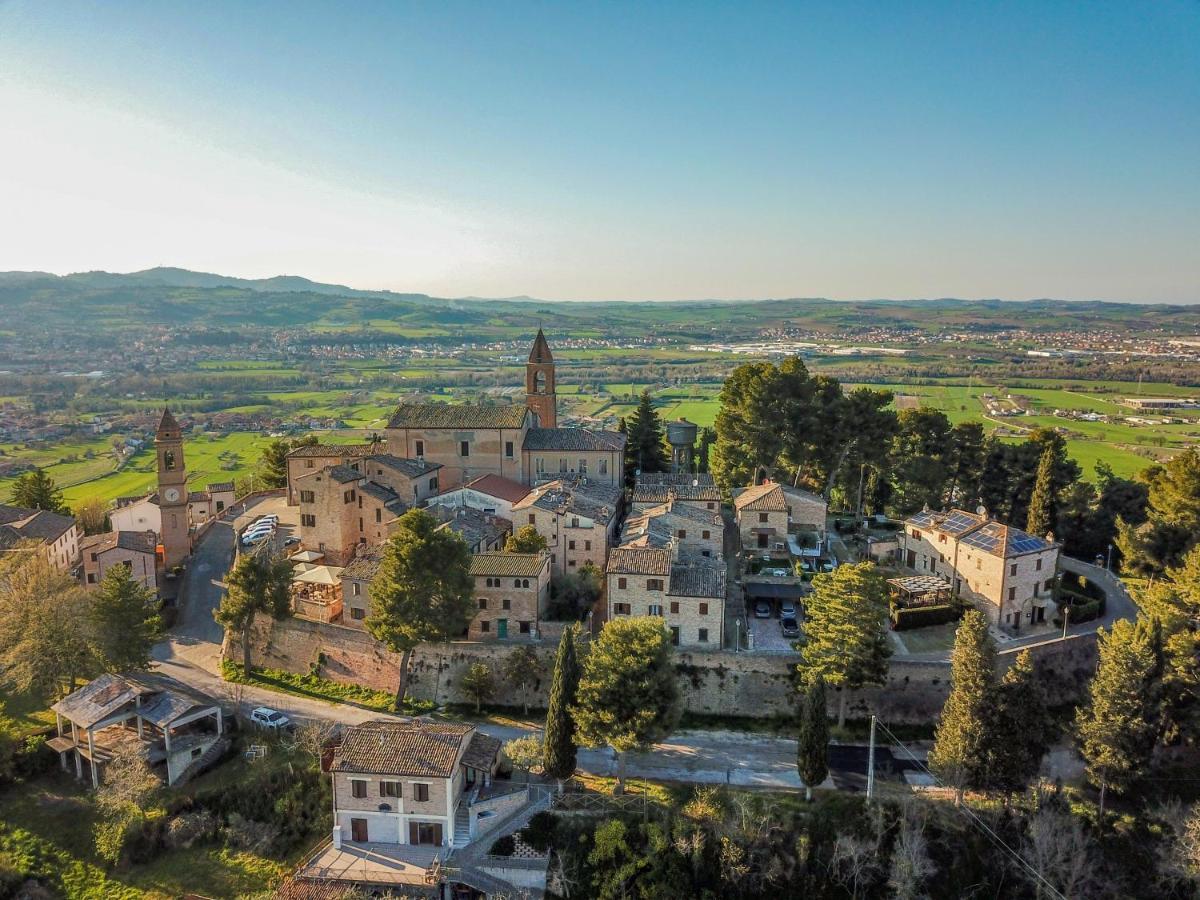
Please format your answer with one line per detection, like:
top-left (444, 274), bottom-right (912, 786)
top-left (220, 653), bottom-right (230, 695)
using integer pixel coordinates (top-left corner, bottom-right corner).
top-left (155, 406), bottom-right (191, 568)
top-left (525, 328), bottom-right (557, 428)
top-left (665, 418), bottom-right (698, 474)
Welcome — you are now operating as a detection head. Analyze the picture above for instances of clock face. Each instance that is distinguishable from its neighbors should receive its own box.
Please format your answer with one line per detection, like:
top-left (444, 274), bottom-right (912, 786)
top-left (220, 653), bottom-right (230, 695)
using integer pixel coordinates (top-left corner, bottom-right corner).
top-left (163, 488), bottom-right (181, 503)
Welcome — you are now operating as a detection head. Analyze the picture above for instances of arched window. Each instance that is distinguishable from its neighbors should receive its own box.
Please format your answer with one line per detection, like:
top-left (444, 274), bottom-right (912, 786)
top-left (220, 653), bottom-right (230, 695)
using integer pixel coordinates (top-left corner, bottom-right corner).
top-left (534, 371), bottom-right (547, 393)
top-left (163, 450), bottom-right (176, 471)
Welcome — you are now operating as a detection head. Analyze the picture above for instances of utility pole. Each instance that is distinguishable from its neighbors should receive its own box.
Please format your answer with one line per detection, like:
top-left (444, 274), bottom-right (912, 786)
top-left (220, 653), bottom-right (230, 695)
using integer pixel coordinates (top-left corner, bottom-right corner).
top-left (1062, 604), bottom-right (1070, 640)
top-left (866, 714), bottom-right (877, 804)
top-left (856, 463), bottom-right (866, 523)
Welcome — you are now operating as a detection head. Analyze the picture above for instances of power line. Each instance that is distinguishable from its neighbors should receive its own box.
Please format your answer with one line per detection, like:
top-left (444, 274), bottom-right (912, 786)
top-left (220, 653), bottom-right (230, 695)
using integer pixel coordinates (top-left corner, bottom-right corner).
top-left (873, 718), bottom-right (1069, 900)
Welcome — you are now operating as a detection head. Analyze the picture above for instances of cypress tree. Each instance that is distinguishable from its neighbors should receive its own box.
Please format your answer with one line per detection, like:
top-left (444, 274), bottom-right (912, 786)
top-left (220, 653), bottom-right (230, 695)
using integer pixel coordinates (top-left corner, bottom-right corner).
top-left (542, 623), bottom-right (581, 790)
top-left (796, 676), bottom-right (829, 801)
top-left (929, 610), bottom-right (995, 804)
top-left (980, 650), bottom-right (1052, 800)
top-left (1026, 445), bottom-right (1057, 538)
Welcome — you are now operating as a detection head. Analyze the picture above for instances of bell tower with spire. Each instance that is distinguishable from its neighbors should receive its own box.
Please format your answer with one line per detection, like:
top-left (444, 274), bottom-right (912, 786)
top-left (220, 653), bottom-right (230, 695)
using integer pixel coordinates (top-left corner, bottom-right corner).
top-left (525, 328), bottom-right (557, 428)
top-left (155, 406), bottom-right (191, 567)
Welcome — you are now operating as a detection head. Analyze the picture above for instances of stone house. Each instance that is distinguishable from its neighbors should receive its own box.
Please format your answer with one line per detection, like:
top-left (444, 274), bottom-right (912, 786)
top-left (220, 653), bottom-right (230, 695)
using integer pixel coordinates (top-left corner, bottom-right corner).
top-left (429, 505), bottom-right (512, 554)
top-left (902, 508), bottom-right (1060, 628)
top-left (510, 477), bottom-right (621, 577)
top-left (467, 552), bottom-right (552, 640)
top-left (521, 427), bottom-right (625, 487)
top-left (353, 454), bottom-right (442, 506)
top-left (296, 465), bottom-right (406, 566)
top-left (622, 498), bottom-right (724, 559)
top-left (732, 481), bottom-right (827, 552)
top-left (285, 441), bottom-right (380, 505)
top-left (0, 504), bottom-right (79, 573)
top-left (605, 544), bottom-right (726, 648)
top-left (110, 480), bottom-right (236, 534)
top-left (630, 472), bottom-right (722, 514)
top-left (80, 530), bottom-right (159, 595)
top-left (326, 719), bottom-right (502, 851)
top-left (339, 545), bottom-right (385, 629)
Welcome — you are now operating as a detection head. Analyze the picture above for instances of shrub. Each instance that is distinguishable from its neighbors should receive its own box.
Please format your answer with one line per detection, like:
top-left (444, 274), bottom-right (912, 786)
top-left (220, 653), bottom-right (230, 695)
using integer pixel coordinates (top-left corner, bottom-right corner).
top-left (165, 810), bottom-right (218, 850)
top-left (520, 811), bottom-right (557, 853)
top-left (489, 834), bottom-right (516, 857)
top-left (890, 604), bottom-right (962, 631)
top-left (1054, 592), bottom-right (1104, 626)
top-left (223, 813), bottom-right (274, 854)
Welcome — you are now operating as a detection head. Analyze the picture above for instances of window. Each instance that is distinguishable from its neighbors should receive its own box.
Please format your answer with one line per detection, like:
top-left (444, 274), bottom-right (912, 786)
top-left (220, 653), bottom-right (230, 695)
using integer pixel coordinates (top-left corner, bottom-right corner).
top-left (301, 514), bottom-right (316, 527)
top-left (585, 540), bottom-right (591, 551)
top-left (758, 512), bottom-right (768, 523)
top-left (306, 459), bottom-right (315, 469)
top-left (911, 529), bottom-right (921, 539)
top-left (344, 489), bottom-right (355, 503)
top-left (647, 578), bottom-right (664, 592)
top-left (1045, 578), bottom-right (1054, 591)
top-left (1008, 587), bottom-right (1016, 602)
top-left (351, 607), bottom-right (365, 620)
top-left (571, 516), bottom-right (579, 528)
top-left (599, 458), bottom-right (607, 475)
top-left (707, 502), bottom-right (715, 510)
top-left (478, 598), bottom-right (488, 610)
top-left (698, 628), bottom-right (709, 643)
top-left (87, 573), bottom-right (96, 584)
top-left (1036, 558), bottom-right (1043, 571)
top-left (939, 533), bottom-right (947, 543)
top-left (519, 620), bottom-right (531, 634)
top-left (670, 626), bottom-right (680, 645)
top-left (677, 529), bottom-right (686, 539)
top-left (670, 601), bottom-right (680, 614)
top-left (359, 517), bottom-right (364, 531)
top-left (579, 459), bottom-right (587, 474)
top-left (536, 457), bottom-right (545, 474)
top-left (460, 440), bottom-right (470, 457)
top-left (699, 602), bottom-right (709, 615)
top-left (429, 476), bottom-right (438, 490)
top-left (413, 783), bottom-right (430, 803)
top-left (614, 602), bottom-right (631, 615)
top-left (1033, 583), bottom-right (1039, 597)
top-left (381, 781), bottom-right (401, 798)
top-left (352, 582), bottom-right (361, 596)
top-left (618, 577), bottom-right (627, 590)
top-left (568, 559), bottom-right (576, 567)
top-left (300, 490), bottom-right (315, 503)
top-left (503, 598), bottom-right (511, 610)
top-left (415, 440), bottom-right (424, 457)
top-left (648, 604), bottom-right (664, 616)
top-left (163, 449), bottom-right (176, 470)
top-left (351, 779), bottom-right (367, 799)
top-left (559, 458), bottom-right (567, 473)
top-left (505, 441), bottom-right (514, 458)
top-left (375, 508), bottom-right (382, 523)
top-left (481, 620), bottom-right (491, 632)
top-left (191, 746), bottom-right (203, 759)
top-left (1009, 563), bottom-right (1018, 576)
top-left (528, 514), bottom-right (536, 525)
top-left (568, 540), bottom-right (576, 550)
top-left (702, 530), bottom-right (710, 540)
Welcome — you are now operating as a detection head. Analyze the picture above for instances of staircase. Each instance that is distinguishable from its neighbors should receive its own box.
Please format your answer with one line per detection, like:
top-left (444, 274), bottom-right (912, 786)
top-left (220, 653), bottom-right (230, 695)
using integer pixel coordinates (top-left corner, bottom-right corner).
top-left (173, 736), bottom-right (231, 786)
top-left (453, 802), bottom-right (471, 848)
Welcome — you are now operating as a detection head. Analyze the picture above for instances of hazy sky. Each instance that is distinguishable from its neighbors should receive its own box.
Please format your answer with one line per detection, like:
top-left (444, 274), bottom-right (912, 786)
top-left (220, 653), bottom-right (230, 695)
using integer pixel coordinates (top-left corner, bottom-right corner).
top-left (1, 1), bottom-right (1197, 302)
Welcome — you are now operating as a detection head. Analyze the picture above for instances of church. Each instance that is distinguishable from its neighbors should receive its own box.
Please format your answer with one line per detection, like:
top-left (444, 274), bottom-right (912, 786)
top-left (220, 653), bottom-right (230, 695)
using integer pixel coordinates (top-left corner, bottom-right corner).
top-left (382, 329), bottom-right (626, 489)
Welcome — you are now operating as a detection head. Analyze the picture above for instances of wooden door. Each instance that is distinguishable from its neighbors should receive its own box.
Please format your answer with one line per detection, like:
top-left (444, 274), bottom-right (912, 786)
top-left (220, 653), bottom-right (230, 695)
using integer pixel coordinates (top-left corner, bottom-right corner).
top-left (351, 818), bottom-right (368, 842)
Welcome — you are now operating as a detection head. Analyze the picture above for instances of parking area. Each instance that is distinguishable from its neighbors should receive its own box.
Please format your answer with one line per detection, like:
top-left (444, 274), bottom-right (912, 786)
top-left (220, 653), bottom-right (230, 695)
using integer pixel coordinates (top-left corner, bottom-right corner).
top-left (747, 611), bottom-right (801, 654)
top-left (232, 495), bottom-right (300, 555)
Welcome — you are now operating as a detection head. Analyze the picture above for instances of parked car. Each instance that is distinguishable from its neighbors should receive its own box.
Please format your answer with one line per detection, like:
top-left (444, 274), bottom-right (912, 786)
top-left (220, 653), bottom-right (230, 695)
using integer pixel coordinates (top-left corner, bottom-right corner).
top-left (283, 536), bottom-right (300, 547)
top-left (250, 707), bottom-right (291, 731)
top-left (257, 515), bottom-right (279, 526)
top-left (780, 600), bottom-right (797, 619)
top-left (753, 600), bottom-right (772, 619)
top-left (780, 617), bottom-right (800, 638)
top-left (820, 559), bottom-right (836, 572)
top-left (798, 560), bottom-right (815, 573)
top-left (764, 567), bottom-right (790, 578)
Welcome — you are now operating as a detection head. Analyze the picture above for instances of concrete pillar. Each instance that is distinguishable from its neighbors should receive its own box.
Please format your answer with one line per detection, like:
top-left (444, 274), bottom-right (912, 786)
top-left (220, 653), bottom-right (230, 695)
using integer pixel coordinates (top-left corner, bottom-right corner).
top-left (87, 729), bottom-right (98, 788)
top-left (331, 824), bottom-right (342, 850)
top-left (215, 707), bottom-right (223, 736)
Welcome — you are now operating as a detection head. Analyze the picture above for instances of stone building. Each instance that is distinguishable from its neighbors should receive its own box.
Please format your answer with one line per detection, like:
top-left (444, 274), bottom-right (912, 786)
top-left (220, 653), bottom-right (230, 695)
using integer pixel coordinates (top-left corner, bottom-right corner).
top-left (80, 530), bottom-right (159, 595)
top-left (510, 477), bottom-right (621, 577)
top-left (285, 441), bottom-right (381, 505)
top-left (0, 504), bottom-right (79, 573)
top-left (467, 552), bottom-right (552, 640)
top-left (732, 480), bottom-right (827, 551)
top-left (426, 473), bottom-right (531, 521)
top-left (622, 498), bottom-right (724, 559)
top-left (296, 465), bottom-right (406, 566)
top-left (630, 472), bottom-right (722, 514)
top-left (429, 505), bottom-right (512, 554)
top-left (605, 544), bottom-right (726, 648)
top-left (902, 508), bottom-right (1060, 629)
top-left (339, 545), bottom-right (385, 628)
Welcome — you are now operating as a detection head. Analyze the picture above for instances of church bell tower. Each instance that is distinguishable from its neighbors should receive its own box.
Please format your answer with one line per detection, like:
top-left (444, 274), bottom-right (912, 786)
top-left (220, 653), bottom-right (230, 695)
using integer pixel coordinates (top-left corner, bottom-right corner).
top-left (525, 328), bottom-right (557, 428)
top-left (155, 406), bottom-right (191, 568)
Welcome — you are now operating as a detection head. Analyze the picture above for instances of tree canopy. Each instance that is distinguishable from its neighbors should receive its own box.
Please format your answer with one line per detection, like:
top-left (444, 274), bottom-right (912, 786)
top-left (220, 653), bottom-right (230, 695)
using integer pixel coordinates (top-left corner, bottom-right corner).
top-left (543, 624), bottom-right (582, 786)
top-left (88, 565), bottom-right (161, 674)
top-left (624, 390), bottom-right (669, 475)
top-left (929, 610), bottom-right (995, 803)
top-left (10, 468), bottom-right (69, 514)
top-left (505, 525), bottom-right (548, 554)
top-left (215, 549), bottom-right (293, 675)
top-left (1118, 447), bottom-right (1200, 574)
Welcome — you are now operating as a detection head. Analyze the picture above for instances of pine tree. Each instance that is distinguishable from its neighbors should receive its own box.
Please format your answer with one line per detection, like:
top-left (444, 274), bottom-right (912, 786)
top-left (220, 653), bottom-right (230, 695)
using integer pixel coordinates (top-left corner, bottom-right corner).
top-left (1027, 445), bottom-right (1057, 537)
top-left (215, 550), bottom-right (293, 676)
top-left (543, 624), bottom-right (581, 789)
top-left (625, 390), bottom-right (669, 475)
top-left (980, 650), bottom-right (1053, 800)
top-left (796, 676), bottom-right (829, 801)
top-left (797, 562), bottom-right (891, 726)
top-left (88, 565), bottom-right (161, 674)
top-left (1076, 618), bottom-right (1160, 819)
top-left (10, 467), bottom-right (68, 514)
top-left (929, 610), bottom-right (995, 804)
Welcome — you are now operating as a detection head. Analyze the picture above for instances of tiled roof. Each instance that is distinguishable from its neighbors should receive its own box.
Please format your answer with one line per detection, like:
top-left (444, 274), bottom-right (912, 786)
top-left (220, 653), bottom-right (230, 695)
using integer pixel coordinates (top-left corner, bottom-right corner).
top-left (330, 719), bottom-right (476, 778)
top-left (469, 552), bottom-right (547, 578)
top-left (0, 503), bottom-right (33, 525)
top-left (431, 506), bottom-right (512, 551)
top-left (461, 731), bottom-right (502, 771)
top-left (341, 546), bottom-right (386, 582)
top-left (286, 442), bottom-right (378, 459)
top-left (115, 492), bottom-right (158, 509)
top-left (523, 427), bottom-right (625, 452)
top-left (156, 406), bottom-right (180, 436)
top-left (0, 525), bottom-right (23, 550)
top-left (357, 480), bottom-right (407, 514)
top-left (0, 508), bottom-right (76, 542)
top-left (81, 530), bottom-right (157, 555)
top-left (959, 521), bottom-right (1056, 558)
top-left (528, 328), bottom-right (553, 364)
top-left (188, 490), bottom-right (211, 502)
top-left (780, 484), bottom-right (827, 507)
top-left (514, 478), bottom-right (620, 521)
top-left (607, 546), bottom-right (672, 576)
top-left (623, 501), bottom-right (722, 547)
top-left (207, 481), bottom-right (235, 493)
top-left (732, 482), bottom-right (787, 512)
top-left (386, 403), bottom-right (528, 430)
top-left (324, 465), bottom-right (362, 484)
top-left (905, 508), bottom-right (985, 537)
top-left (464, 474), bottom-right (531, 505)
top-left (669, 558), bottom-right (727, 599)
top-left (632, 473), bottom-right (721, 504)
top-left (366, 454), bottom-right (442, 478)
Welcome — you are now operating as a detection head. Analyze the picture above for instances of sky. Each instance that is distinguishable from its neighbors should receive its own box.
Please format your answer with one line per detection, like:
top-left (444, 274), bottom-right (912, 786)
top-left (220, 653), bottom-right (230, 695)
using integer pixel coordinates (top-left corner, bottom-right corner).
top-left (0, 1), bottom-right (1197, 302)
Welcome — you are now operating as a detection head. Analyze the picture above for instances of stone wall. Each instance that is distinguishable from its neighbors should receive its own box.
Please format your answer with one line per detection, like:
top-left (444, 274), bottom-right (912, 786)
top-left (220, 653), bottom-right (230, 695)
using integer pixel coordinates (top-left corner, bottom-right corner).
top-left (227, 614), bottom-right (1098, 725)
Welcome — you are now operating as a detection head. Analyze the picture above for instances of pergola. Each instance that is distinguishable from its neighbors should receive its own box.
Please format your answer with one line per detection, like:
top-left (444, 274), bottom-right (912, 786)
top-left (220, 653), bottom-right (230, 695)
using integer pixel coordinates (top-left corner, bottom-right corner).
top-left (887, 574), bottom-right (951, 608)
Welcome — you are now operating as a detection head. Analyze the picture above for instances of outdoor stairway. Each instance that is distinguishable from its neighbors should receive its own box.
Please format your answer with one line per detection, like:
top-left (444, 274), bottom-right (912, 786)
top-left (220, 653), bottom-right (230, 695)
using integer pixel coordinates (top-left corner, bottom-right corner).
top-left (174, 736), bottom-right (231, 786)
top-left (453, 801), bottom-right (471, 847)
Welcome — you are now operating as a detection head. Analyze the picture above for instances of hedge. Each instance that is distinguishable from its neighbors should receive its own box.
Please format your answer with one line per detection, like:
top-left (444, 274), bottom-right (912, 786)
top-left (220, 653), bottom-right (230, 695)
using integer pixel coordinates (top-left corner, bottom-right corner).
top-left (890, 604), bottom-right (962, 631)
top-left (1054, 591), bottom-right (1105, 626)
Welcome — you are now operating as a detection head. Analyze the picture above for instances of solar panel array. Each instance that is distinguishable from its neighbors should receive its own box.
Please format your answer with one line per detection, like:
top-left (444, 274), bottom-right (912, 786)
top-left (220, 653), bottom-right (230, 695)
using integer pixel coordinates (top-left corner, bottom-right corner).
top-left (939, 510), bottom-right (984, 535)
top-left (961, 522), bottom-right (1049, 556)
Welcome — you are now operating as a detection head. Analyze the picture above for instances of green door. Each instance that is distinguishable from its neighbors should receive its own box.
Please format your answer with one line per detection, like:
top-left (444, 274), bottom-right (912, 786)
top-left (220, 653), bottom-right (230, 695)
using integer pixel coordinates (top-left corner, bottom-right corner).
top-left (497, 618), bottom-right (508, 639)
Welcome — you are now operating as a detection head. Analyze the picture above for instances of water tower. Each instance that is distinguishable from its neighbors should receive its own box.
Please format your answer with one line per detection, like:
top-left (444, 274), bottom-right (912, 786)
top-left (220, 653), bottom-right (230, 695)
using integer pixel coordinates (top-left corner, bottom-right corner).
top-left (665, 418), bottom-right (699, 474)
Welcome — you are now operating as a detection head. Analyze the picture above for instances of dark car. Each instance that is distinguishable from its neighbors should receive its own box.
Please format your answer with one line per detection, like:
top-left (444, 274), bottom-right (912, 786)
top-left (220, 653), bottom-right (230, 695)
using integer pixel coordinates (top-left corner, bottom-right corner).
top-left (780, 617), bottom-right (800, 638)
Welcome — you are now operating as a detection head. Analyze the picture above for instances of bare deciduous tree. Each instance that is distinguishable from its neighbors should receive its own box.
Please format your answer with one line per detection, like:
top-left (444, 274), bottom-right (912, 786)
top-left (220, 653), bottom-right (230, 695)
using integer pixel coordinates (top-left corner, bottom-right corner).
top-left (888, 804), bottom-right (936, 900)
top-left (1021, 807), bottom-right (1096, 900)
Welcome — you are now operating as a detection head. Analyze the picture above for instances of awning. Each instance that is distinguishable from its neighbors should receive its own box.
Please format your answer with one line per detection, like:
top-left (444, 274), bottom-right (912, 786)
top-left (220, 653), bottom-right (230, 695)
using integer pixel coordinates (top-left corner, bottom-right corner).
top-left (292, 565), bottom-right (345, 586)
top-left (289, 549), bottom-right (324, 563)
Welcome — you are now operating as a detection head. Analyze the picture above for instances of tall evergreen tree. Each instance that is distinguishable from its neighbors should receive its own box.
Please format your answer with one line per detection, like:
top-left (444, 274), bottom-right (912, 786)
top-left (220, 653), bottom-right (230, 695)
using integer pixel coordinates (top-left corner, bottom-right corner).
top-left (257, 434), bottom-right (320, 489)
top-left (712, 361), bottom-right (786, 489)
top-left (10, 467), bottom-right (68, 514)
top-left (980, 650), bottom-right (1053, 799)
top-left (88, 566), bottom-right (162, 674)
top-left (1026, 445), bottom-right (1058, 537)
top-left (929, 610), bottom-right (995, 804)
top-left (797, 562), bottom-right (891, 727)
top-left (625, 390), bottom-right (669, 475)
top-left (943, 422), bottom-right (987, 507)
top-left (215, 549), bottom-right (293, 676)
top-left (543, 624), bottom-right (581, 789)
top-left (366, 508), bottom-right (475, 703)
top-left (796, 676), bottom-right (829, 801)
top-left (1076, 618), bottom-right (1160, 818)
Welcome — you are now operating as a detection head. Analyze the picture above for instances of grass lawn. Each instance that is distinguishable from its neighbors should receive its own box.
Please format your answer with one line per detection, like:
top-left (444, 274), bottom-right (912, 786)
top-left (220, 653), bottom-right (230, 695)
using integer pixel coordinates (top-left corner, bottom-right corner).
top-left (0, 685), bottom-right (56, 736)
top-left (219, 659), bottom-right (434, 716)
top-left (892, 621), bottom-right (959, 655)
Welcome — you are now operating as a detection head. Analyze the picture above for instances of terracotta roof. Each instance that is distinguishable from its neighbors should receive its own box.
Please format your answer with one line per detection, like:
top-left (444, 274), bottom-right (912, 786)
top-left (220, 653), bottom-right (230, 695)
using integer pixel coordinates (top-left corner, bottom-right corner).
top-left (669, 557), bottom-right (726, 599)
top-left (469, 552), bottom-right (547, 578)
top-left (188, 490), bottom-right (211, 502)
top-left (386, 403), bottom-right (528, 430)
top-left (607, 546), bottom-right (672, 576)
top-left (461, 731), bottom-right (502, 771)
top-left (513, 478), bottom-right (620, 521)
top-left (523, 427), bottom-right (625, 452)
top-left (341, 546), bottom-right (386, 582)
top-left (81, 530), bottom-right (157, 555)
top-left (528, 328), bottom-right (553, 364)
top-left (207, 481), bottom-right (235, 493)
top-left (330, 719), bottom-right (476, 778)
top-left (366, 454), bottom-right (442, 478)
top-left (431, 506), bottom-right (512, 551)
top-left (156, 405), bottom-right (180, 436)
top-left (308, 464), bottom-right (361, 485)
top-left (632, 473), bottom-right (721, 504)
top-left (463, 473), bottom-right (531, 505)
top-left (286, 442), bottom-right (378, 459)
top-left (732, 482), bottom-right (787, 512)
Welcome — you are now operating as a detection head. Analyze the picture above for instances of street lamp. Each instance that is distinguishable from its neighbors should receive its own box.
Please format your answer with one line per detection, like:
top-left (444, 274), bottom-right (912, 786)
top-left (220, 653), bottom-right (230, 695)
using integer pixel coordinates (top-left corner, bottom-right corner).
top-left (1106, 543), bottom-right (1113, 572)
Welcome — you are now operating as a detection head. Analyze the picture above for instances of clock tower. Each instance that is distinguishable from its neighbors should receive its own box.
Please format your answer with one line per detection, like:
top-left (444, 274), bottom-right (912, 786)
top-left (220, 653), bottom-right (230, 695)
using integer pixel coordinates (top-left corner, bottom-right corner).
top-left (156, 406), bottom-right (191, 568)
